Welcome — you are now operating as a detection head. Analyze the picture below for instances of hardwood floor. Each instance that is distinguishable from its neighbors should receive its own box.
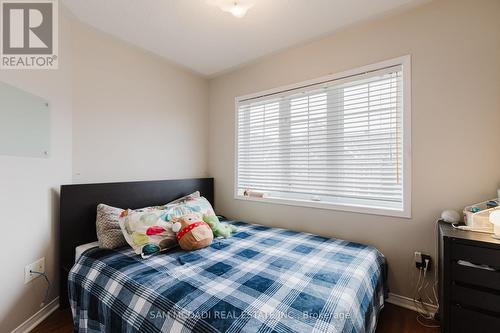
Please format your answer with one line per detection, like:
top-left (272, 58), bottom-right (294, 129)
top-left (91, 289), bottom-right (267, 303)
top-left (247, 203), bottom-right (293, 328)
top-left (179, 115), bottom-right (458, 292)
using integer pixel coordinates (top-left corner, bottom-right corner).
top-left (33, 303), bottom-right (440, 333)
top-left (376, 304), bottom-right (440, 333)
top-left (31, 307), bottom-right (73, 333)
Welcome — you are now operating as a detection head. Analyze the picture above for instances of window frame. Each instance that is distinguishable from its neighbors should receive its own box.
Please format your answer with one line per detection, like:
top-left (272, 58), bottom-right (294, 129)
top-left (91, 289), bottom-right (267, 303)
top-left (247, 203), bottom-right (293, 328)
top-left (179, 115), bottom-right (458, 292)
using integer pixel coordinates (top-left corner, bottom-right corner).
top-left (234, 55), bottom-right (412, 218)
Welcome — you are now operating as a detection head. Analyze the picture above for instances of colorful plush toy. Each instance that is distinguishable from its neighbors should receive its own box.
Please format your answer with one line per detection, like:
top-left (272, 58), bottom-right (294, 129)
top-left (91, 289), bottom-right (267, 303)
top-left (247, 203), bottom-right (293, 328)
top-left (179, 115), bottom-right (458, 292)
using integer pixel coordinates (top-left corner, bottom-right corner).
top-left (203, 214), bottom-right (237, 238)
top-left (171, 213), bottom-right (213, 251)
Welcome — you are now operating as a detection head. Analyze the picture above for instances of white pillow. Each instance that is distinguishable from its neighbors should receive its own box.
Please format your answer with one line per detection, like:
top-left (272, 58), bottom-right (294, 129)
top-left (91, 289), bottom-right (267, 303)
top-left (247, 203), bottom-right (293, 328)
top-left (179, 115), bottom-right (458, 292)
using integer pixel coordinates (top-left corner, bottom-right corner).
top-left (119, 209), bottom-right (177, 258)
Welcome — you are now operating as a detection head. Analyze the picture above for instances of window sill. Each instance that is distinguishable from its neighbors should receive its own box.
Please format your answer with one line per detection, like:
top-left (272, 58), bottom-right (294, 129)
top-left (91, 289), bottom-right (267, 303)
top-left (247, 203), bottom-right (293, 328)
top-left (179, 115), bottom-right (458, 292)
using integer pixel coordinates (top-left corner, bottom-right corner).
top-left (234, 194), bottom-right (411, 218)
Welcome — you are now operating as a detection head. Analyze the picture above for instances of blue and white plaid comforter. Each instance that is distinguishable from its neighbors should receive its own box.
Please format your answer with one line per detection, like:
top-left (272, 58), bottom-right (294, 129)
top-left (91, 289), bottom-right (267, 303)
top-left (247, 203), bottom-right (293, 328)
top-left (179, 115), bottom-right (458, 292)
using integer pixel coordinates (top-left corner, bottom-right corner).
top-left (69, 220), bottom-right (386, 333)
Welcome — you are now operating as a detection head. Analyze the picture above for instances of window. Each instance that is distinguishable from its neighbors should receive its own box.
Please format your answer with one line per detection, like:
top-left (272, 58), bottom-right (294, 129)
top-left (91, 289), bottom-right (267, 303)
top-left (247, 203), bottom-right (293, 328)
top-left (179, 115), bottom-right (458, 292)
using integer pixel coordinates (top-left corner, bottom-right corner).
top-left (235, 56), bottom-right (411, 217)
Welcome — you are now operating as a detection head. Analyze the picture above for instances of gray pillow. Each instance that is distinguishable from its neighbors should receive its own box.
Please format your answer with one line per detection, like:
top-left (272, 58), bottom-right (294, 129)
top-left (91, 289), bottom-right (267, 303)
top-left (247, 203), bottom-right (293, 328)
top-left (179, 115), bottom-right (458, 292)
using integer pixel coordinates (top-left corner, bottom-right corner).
top-left (96, 204), bottom-right (128, 249)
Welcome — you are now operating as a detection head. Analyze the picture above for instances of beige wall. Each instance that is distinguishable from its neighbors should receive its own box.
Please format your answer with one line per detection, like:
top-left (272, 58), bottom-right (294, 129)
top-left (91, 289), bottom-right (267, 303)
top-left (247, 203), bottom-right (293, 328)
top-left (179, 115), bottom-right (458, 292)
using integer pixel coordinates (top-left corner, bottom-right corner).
top-left (71, 21), bottom-right (209, 183)
top-left (2, 0), bottom-right (500, 331)
top-left (0, 12), bottom-right (73, 333)
top-left (208, 0), bottom-right (500, 298)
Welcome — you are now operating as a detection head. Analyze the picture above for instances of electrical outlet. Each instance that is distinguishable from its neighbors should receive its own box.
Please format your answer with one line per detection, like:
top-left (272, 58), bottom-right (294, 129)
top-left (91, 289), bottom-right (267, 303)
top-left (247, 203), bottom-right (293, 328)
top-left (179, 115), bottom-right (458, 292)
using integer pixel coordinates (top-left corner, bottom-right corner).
top-left (25, 257), bottom-right (45, 284)
top-left (415, 252), bottom-right (432, 271)
top-left (414, 251), bottom-right (422, 264)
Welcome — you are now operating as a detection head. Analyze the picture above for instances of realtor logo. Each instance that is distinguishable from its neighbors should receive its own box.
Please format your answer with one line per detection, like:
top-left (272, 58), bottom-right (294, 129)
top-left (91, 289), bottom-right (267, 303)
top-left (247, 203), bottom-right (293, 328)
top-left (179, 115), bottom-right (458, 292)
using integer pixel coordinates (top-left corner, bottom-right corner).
top-left (1, 0), bottom-right (58, 69)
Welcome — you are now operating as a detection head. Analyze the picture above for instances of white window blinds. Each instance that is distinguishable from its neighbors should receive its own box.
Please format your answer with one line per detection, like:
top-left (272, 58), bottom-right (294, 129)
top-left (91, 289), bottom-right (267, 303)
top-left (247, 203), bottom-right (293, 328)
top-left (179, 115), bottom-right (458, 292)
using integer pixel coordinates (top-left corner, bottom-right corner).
top-left (236, 64), bottom-right (408, 214)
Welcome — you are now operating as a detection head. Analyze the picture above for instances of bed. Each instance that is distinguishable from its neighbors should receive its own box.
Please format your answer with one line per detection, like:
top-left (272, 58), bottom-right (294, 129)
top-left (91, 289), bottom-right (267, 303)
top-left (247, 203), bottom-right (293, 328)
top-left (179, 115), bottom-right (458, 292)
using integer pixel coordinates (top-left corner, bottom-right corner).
top-left (60, 178), bottom-right (387, 333)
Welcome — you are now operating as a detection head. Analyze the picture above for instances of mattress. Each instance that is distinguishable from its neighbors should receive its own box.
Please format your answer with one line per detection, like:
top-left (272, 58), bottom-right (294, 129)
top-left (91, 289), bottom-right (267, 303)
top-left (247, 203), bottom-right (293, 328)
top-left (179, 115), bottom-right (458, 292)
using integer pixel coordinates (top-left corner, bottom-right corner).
top-left (68, 219), bottom-right (386, 333)
top-left (75, 241), bottom-right (99, 263)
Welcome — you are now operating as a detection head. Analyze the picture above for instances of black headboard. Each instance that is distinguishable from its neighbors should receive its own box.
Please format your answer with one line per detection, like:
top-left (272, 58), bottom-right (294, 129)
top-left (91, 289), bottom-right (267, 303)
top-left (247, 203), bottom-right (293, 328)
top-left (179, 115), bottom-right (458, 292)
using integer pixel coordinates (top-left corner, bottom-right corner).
top-left (59, 178), bottom-right (214, 308)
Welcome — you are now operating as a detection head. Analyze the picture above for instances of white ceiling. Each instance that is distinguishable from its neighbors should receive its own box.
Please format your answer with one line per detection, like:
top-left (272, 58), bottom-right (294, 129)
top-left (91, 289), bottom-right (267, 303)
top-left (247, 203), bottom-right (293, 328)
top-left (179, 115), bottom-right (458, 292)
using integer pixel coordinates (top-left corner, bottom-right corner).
top-left (63, 0), bottom-right (428, 77)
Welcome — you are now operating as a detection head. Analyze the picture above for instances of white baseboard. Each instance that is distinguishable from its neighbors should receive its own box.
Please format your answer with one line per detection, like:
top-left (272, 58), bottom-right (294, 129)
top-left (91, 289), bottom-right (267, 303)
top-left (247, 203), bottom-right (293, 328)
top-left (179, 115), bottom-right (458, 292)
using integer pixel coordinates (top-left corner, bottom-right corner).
top-left (386, 292), bottom-right (438, 315)
top-left (10, 297), bottom-right (60, 333)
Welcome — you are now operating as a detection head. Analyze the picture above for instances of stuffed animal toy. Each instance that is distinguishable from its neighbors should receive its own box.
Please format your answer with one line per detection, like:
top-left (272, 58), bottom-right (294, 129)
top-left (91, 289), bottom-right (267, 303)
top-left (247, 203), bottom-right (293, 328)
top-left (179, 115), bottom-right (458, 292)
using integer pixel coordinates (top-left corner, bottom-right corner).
top-left (203, 214), bottom-right (237, 238)
top-left (171, 213), bottom-right (213, 251)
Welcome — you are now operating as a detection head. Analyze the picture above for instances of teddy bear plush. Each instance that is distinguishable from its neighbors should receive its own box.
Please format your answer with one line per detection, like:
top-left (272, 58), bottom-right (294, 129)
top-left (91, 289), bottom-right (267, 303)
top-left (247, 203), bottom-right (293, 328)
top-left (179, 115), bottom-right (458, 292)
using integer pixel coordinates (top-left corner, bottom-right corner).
top-left (171, 213), bottom-right (213, 251)
top-left (203, 214), bottom-right (237, 238)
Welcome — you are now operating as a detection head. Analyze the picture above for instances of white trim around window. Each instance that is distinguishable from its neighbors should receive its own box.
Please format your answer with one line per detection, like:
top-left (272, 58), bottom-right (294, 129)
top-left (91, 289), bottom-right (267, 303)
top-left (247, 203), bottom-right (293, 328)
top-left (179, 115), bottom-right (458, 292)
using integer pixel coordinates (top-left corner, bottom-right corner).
top-left (234, 55), bottom-right (412, 218)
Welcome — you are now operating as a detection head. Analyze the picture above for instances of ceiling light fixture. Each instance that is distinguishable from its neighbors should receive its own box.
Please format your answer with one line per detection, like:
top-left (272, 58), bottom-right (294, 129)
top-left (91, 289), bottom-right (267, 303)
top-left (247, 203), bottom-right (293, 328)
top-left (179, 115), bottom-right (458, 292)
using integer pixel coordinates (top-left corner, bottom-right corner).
top-left (227, 2), bottom-right (250, 18)
top-left (207, 0), bottom-right (254, 18)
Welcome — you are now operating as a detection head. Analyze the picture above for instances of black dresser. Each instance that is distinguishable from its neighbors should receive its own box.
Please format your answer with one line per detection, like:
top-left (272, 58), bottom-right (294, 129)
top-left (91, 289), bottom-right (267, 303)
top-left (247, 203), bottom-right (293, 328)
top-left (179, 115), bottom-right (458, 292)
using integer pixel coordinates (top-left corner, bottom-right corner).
top-left (438, 221), bottom-right (500, 333)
